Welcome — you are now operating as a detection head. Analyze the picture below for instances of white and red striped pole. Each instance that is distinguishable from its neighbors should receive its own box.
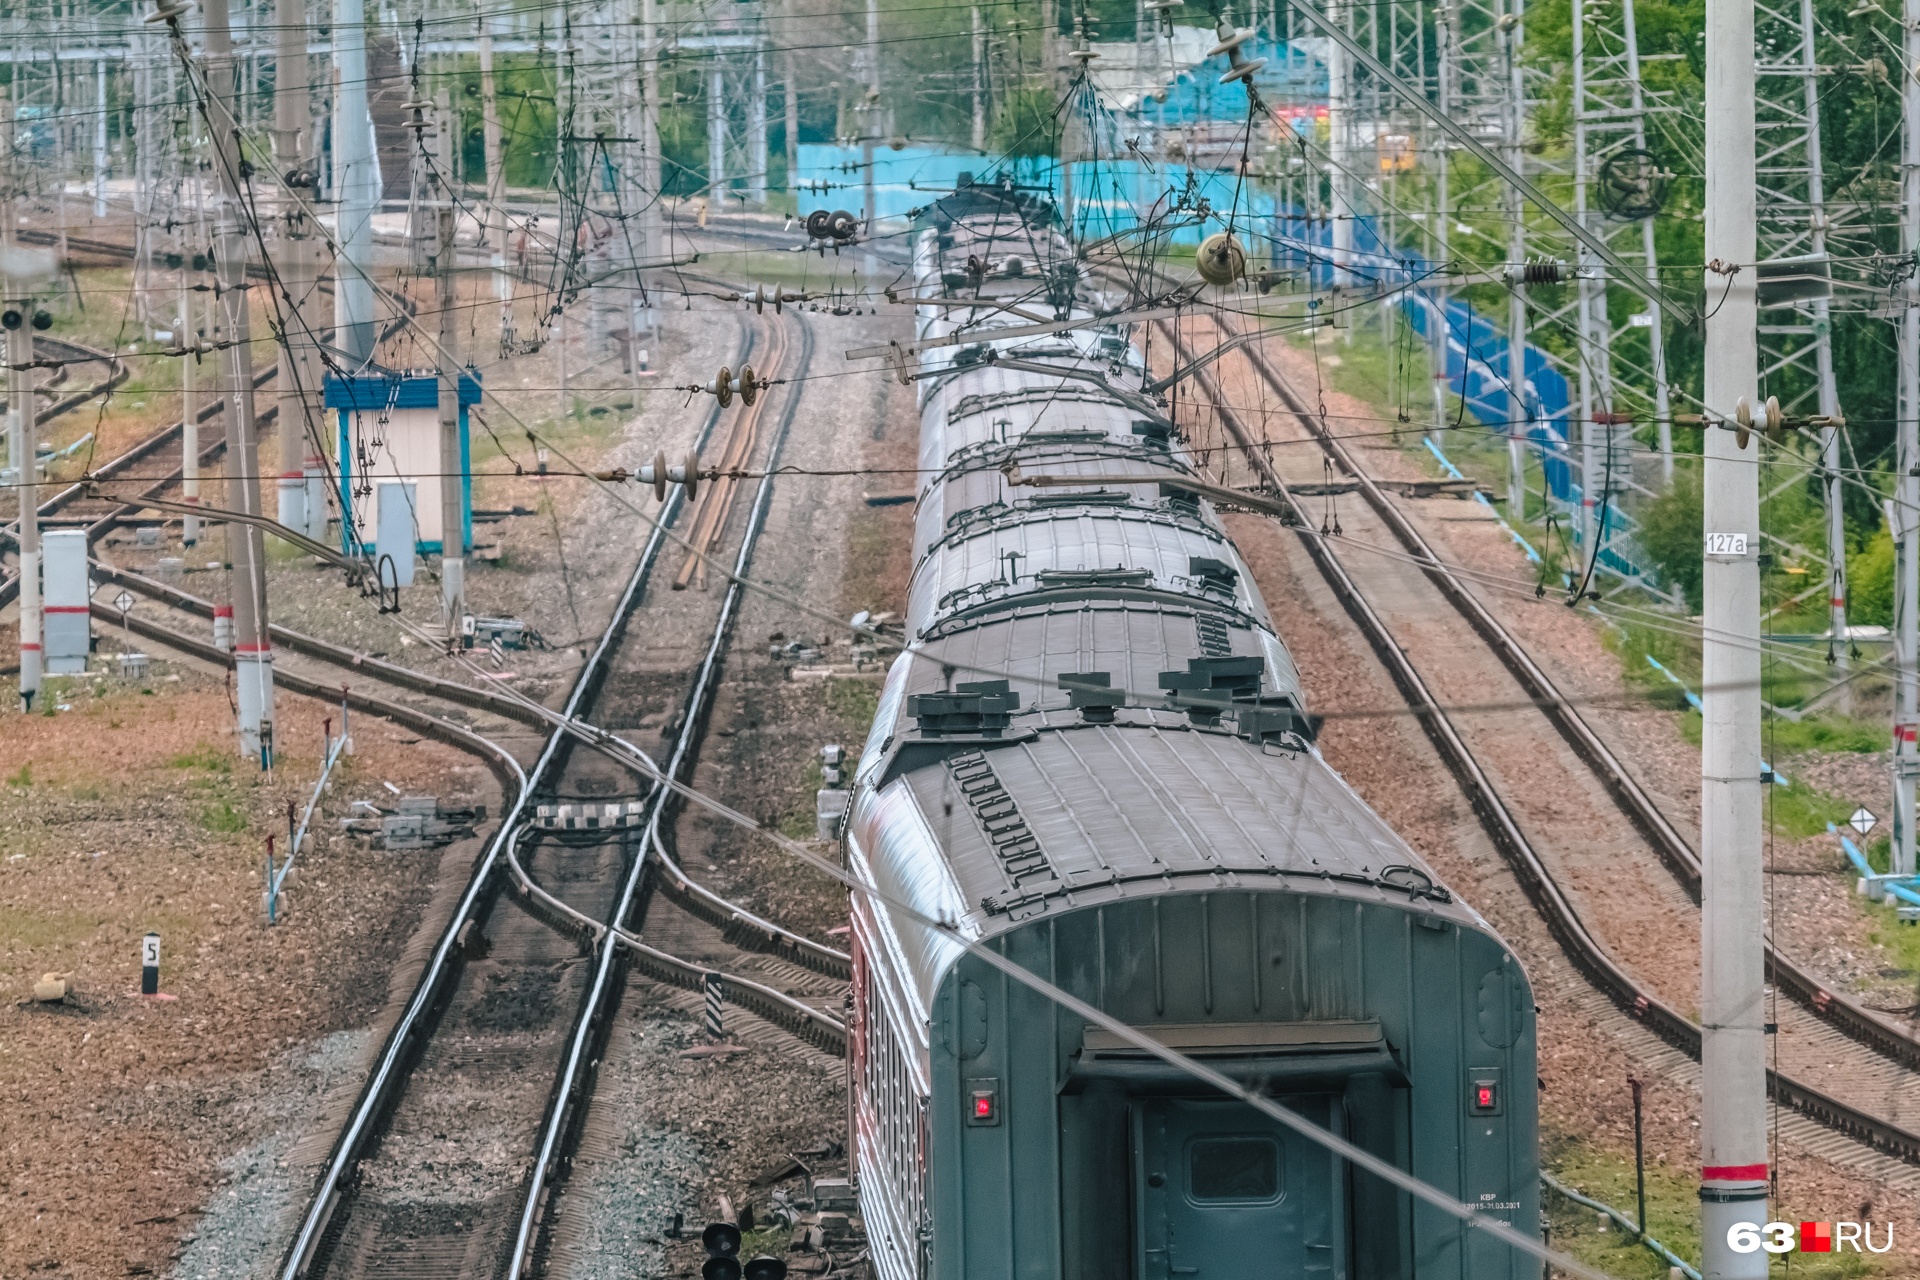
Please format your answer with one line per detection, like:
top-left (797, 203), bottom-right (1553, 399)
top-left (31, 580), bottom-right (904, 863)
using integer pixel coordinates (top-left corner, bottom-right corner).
top-left (10, 306), bottom-right (38, 711)
top-left (1699, 0), bottom-right (1769, 1261)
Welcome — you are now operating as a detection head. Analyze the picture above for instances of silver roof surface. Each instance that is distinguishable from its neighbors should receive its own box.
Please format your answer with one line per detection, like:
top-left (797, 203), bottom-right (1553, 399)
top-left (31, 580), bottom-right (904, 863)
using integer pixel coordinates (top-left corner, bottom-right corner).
top-left (903, 599), bottom-right (1302, 712)
top-left (848, 719), bottom-right (1481, 1007)
top-left (906, 507), bottom-right (1268, 635)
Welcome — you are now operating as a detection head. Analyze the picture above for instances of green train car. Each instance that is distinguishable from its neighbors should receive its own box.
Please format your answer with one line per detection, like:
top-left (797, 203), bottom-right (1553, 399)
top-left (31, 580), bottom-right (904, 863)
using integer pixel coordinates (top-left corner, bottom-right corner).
top-left (840, 181), bottom-right (1539, 1280)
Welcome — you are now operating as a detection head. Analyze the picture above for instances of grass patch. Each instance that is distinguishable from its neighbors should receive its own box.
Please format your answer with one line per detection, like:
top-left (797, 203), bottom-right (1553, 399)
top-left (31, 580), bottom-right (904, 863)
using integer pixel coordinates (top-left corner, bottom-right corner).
top-left (1545, 1139), bottom-right (1881, 1278)
top-left (1863, 891), bottom-right (1920, 975)
top-left (1763, 715), bottom-right (1886, 755)
top-left (196, 798), bottom-right (248, 834)
top-left (826, 677), bottom-right (880, 727)
top-left (168, 742), bottom-right (232, 773)
top-left (778, 757), bottom-right (828, 841)
top-left (1767, 781), bottom-right (1855, 839)
top-left (1544, 1139), bottom-right (1702, 1279)
top-left (6, 762), bottom-right (30, 787)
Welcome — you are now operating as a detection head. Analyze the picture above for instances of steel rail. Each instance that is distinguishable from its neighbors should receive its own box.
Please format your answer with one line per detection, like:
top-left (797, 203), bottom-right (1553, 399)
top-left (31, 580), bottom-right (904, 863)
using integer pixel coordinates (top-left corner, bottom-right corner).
top-left (1218, 321), bottom-right (1920, 1075)
top-left (95, 601), bottom-right (527, 798)
top-left (27, 336), bottom-right (128, 425)
top-left (0, 359), bottom-right (270, 578)
top-left (507, 307), bottom-right (816, 1278)
top-left (274, 313), bottom-right (755, 1280)
top-left (502, 837), bottom-right (848, 1052)
top-left (1162, 322), bottom-right (1920, 1167)
top-left (91, 562), bottom-right (550, 728)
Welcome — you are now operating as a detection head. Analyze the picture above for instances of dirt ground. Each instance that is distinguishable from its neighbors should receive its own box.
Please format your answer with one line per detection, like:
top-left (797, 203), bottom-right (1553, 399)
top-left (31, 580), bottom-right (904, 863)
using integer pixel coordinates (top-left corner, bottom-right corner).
top-left (0, 653), bottom-right (491, 1279)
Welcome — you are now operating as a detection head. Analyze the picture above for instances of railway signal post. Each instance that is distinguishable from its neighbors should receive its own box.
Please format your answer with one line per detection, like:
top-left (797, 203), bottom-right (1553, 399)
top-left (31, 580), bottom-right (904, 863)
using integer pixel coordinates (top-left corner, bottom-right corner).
top-left (1699, 0), bottom-right (1769, 1264)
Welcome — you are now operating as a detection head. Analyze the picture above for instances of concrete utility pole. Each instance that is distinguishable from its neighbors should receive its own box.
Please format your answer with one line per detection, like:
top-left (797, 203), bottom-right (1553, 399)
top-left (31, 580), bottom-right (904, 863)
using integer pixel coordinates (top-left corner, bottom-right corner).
top-left (4, 92), bottom-right (40, 712)
top-left (479, 17), bottom-right (512, 341)
top-left (1895, 0), bottom-right (1920, 876)
top-left (180, 251), bottom-right (199, 547)
top-left (748, 39), bottom-right (769, 206)
top-left (862, 0), bottom-right (879, 233)
top-left (1503, 0), bottom-right (1529, 521)
top-left (1430, 1), bottom-right (1453, 446)
top-left (430, 97), bottom-right (465, 628)
top-left (274, 0), bottom-right (324, 542)
top-left (972, 5), bottom-right (987, 153)
top-left (1699, 0), bottom-right (1769, 1258)
top-left (1325, 0), bottom-right (1354, 290)
top-left (641, 0), bottom-right (662, 338)
top-left (784, 33), bottom-right (800, 197)
top-left (200, 0), bottom-right (277, 766)
top-left (94, 56), bottom-right (109, 220)
top-left (708, 56), bottom-right (728, 196)
top-left (332, 0), bottom-right (378, 369)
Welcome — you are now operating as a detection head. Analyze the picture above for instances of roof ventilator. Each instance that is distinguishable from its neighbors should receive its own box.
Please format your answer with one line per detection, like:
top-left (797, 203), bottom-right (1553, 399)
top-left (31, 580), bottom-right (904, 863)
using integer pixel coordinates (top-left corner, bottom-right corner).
top-left (1131, 420), bottom-right (1173, 448)
top-left (1159, 655), bottom-right (1316, 743)
top-left (906, 680), bottom-right (1022, 738)
top-left (1161, 482), bottom-right (1202, 516)
top-left (1059, 672), bottom-right (1127, 723)
top-left (1033, 567), bottom-right (1155, 590)
top-left (1188, 556), bottom-right (1239, 595)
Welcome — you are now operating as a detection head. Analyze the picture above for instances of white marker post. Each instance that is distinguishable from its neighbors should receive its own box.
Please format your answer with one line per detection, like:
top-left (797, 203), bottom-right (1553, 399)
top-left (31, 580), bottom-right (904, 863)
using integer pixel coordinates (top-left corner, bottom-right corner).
top-left (141, 931), bottom-right (160, 996)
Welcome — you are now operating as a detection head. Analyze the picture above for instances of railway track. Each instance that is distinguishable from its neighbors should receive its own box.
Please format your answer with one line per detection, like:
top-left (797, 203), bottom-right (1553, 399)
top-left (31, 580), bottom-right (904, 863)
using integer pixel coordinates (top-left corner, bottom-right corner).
top-left (276, 311), bottom-right (753, 1280)
top-left (505, 291), bottom-right (848, 1280)
top-left (278, 302), bottom-right (846, 1280)
top-left (1159, 309), bottom-right (1920, 1176)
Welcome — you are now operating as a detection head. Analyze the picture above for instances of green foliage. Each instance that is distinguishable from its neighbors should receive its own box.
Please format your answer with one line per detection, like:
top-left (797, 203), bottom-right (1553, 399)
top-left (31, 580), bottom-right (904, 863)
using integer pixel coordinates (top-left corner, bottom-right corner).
top-left (6, 762), bottom-right (30, 788)
top-left (1850, 523), bottom-right (1895, 628)
top-left (988, 86), bottom-right (1062, 159)
top-left (1633, 463), bottom-right (1704, 611)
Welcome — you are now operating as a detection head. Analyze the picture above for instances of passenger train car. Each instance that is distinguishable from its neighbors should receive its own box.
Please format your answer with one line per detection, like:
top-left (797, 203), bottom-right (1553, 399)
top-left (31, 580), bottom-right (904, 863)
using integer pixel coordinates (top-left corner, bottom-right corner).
top-left (843, 176), bottom-right (1539, 1280)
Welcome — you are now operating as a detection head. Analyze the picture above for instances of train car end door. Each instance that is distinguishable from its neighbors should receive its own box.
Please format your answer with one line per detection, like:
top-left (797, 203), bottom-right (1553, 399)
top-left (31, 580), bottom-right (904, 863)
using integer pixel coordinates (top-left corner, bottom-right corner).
top-left (1132, 1096), bottom-right (1344, 1280)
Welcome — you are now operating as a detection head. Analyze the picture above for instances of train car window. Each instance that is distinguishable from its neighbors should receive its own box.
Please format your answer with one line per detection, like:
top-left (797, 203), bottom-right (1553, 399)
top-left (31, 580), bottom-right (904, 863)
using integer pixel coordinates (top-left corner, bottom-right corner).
top-left (1187, 1137), bottom-right (1280, 1202)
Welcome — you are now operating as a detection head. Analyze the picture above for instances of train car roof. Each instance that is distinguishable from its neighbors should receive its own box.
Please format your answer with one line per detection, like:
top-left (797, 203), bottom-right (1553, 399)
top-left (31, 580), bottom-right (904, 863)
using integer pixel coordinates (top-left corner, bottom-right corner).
top-left (850, 710), bottom-right (1488, 1010)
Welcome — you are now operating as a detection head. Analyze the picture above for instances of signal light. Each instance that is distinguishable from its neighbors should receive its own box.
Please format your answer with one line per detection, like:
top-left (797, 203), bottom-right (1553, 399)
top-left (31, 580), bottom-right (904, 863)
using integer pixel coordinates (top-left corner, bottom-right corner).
top-left (743, 1257), bottom-right (788, 1280)
top-left (701, 1221), bottom-right (743, 1280)
top-left (1, 309), bottom-right (21, 331)
top-left (31, 311), bottom-right (52, 331)
top-left (965, 1078), bottom-right (1000, 1126)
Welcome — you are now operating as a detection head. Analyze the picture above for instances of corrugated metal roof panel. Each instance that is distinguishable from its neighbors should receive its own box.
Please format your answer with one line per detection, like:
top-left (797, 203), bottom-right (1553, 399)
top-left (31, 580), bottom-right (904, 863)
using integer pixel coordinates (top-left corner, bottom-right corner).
top-left (886, 723), bottom-right (1462, 940)
top-left (906, 508), bottom-right (1261, 633)
top-left (903, 600), bottom-right (1300, 711)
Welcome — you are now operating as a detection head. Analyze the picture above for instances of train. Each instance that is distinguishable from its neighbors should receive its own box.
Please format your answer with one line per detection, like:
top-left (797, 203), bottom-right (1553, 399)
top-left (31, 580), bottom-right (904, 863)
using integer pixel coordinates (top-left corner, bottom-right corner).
top-left (843, 175), bottom-right (1539, 1280)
